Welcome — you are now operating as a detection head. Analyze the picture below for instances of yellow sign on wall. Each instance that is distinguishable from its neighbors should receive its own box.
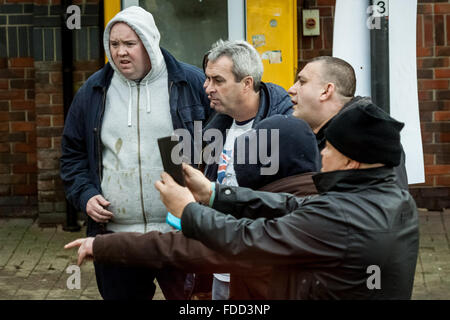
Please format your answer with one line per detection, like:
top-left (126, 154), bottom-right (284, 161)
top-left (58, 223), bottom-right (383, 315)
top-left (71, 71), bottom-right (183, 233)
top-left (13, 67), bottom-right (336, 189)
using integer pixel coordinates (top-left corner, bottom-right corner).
top-left (246, 0), bottom-right (298, 91)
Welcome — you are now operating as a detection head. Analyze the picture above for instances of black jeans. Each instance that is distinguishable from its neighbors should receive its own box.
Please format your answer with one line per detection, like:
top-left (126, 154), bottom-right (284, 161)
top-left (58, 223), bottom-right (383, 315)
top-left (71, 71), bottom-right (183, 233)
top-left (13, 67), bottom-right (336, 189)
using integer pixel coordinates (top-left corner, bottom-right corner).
top-left (94, 262), bottom-right (188, 300)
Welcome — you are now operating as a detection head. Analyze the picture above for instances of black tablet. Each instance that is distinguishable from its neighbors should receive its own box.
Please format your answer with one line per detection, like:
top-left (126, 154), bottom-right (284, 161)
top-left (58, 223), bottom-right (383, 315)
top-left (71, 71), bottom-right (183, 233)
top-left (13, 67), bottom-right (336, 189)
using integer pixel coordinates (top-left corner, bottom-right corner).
top-left (157, 136), bottom-right (185, 187)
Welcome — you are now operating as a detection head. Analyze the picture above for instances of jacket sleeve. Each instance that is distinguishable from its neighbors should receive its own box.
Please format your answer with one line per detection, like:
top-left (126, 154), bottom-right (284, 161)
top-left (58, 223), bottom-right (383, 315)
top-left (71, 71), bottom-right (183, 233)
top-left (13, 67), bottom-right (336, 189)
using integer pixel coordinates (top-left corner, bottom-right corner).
top-left (93, 230), bottom-right (259, 274)
top-left (60, 88), bottom-right (100, 213)
top-left (181, 194), bottom-right (348, 267)
top-left (210, 184), bottom-right (309, 220)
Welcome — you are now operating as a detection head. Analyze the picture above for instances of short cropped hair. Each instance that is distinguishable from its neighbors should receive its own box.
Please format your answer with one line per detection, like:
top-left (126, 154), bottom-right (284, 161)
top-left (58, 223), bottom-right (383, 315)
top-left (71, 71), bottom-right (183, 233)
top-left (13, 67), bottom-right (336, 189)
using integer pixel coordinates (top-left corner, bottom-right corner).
top-left (207, 39), bottom-right (264, 91)
top-left (309, 56), bottom-right (356, 98)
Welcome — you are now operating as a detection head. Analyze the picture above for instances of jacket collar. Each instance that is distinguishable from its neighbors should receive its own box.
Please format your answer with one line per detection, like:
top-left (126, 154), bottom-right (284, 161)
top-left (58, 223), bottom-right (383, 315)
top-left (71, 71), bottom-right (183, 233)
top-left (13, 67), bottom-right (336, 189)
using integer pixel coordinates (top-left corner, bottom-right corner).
top-left (312, 166), bottom-right (397, 194)
top-left (161, 47), bottom-right (187, 84)
top-left (92, 62), bottom-right (114, 89)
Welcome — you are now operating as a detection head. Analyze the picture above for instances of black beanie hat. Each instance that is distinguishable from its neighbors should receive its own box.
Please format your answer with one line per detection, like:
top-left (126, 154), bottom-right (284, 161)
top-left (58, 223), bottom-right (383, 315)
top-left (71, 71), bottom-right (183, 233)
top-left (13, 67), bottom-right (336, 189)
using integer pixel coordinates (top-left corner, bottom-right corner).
top-left (234, 115), bottom-right (320, 189)
top-left (324, 98), bottom-right (404, 167)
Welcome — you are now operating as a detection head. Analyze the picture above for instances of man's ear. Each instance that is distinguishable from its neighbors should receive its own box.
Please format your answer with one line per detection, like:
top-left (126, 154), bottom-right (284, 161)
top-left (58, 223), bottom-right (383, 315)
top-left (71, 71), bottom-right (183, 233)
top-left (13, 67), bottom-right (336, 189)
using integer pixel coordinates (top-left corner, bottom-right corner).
top-left (345, 159), bottom-right (361, 170)
top-left (242, 76), bottom-right (254, 91)
top-left (319, 83), bottom-right (335, 102)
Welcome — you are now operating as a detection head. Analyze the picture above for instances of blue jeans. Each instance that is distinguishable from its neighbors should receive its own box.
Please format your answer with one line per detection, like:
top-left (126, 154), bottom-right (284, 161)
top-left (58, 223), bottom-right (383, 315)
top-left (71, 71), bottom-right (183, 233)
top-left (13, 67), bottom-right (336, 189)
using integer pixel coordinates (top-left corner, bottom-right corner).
top-left (212, 277), bottom-right (230, 300)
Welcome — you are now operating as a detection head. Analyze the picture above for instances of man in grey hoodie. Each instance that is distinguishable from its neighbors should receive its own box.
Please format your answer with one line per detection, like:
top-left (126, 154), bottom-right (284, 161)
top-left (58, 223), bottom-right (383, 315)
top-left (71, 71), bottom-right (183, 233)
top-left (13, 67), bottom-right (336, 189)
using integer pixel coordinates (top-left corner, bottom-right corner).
top-left (60, 6), bottom-right (211, 299)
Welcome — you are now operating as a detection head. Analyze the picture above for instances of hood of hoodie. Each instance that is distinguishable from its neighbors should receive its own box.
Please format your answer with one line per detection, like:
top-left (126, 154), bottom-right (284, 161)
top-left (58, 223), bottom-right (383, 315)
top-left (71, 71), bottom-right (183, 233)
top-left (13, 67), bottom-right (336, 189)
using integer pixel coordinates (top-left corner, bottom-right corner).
top-left (103, 6), bottom-right (165, 83)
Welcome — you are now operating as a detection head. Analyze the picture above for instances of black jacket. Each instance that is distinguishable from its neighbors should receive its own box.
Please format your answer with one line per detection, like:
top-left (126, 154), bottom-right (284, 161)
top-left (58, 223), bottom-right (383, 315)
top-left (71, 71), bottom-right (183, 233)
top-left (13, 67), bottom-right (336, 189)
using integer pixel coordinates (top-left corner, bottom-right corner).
top-left (181, 166), bottom-right (419, 299)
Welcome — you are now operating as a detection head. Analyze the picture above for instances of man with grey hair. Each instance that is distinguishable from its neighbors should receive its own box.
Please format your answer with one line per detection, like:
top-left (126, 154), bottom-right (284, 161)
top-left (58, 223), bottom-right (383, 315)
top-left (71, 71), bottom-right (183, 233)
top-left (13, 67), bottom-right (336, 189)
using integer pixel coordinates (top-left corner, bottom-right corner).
top-left (288, 56), bottom-right (408, 189)
top-left (198, 39), bottom-right (293, 299)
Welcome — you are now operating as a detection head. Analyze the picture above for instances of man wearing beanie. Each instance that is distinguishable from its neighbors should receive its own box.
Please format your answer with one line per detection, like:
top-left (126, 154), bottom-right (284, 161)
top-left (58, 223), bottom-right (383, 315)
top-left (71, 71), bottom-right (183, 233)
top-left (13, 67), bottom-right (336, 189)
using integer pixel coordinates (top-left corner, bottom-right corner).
top-left (67, 101), bottom-right (419, 299)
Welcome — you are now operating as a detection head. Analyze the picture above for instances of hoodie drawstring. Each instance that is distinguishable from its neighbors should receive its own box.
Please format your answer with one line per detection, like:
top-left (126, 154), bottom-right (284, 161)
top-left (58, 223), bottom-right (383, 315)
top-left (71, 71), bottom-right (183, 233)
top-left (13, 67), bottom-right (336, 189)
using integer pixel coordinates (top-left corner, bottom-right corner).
top-left (146, 80), bottom-right (150, 114)
top-left (127, 81), bottom-right (132, 127)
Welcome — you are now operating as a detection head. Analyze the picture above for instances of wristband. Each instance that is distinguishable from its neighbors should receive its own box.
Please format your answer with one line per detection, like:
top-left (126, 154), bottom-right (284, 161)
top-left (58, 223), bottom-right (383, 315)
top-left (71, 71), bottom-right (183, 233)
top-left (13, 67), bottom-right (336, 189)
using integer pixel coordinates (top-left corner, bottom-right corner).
top-left (209, 182), bottom-right (216, 207)
top-left (166, 212), bottom-right (182, 230)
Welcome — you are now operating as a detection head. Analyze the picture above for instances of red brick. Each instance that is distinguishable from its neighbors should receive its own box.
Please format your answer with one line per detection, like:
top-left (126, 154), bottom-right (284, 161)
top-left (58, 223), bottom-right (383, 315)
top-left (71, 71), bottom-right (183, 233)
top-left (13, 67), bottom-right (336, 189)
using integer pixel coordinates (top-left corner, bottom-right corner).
top-left (417, 47), bottom-right (433, 57)
top-left (434, 111), bottom-right (450, 121)
top-left (9, 57), bottom-right (34, 68)
top-left (0, 174), bottom-right (27, 184)
top-left (423, 153), bottom-right (434, 165)
top-left (437, 90), bottom-right (450, 100)
top-left (436, 175), bottom-right (450, 186)
top-left (447, 15), bottom-right (450, 46)
top-left (0, 122), bottom-right (8, 132)
top-left (51, 94), bottom-right (63, 105)
top-left (36, 115), bottom-right (51, 127)
top-left (35, 83), bottom-right (62, 93)
top-left (317, 0), bottom-right (335, 5)
top-left (36, 137), bottom-right (51, 148)
top-left (11, 122), bottom-right (35, 132)
top-left (12, 164), bottom-right (37, 174)
top-left (0, 111), bottom-right (9, 122)
top-left (13, 184), bottom-right (37, 196)
top-left (52, 115), bottom-right (64, 126)
top-left (418, 90), bottom-right (433, 101)
top-left (418, 79), bottom-right (449, 90)
top-left (10, 100), bottom-right (34, 111)
top-left (435, 15), bottom-right (445, 46)
top-left (437, 133), bottom-right (450, 143)
top-left (436, 46), bottom-right (450, 57)
top-left (0, 142), bottom-right (10, 153)
top-left (0, 79), bottom-right (8, 90)
top-left (0, 90), bottom-right (25, 100)
top-left (35, 105), bottom-right (63, 115)
top-left (14, 143), bottom-right (35, 153)
top-left (435, 4), bottom-right (450, 14)
top-left (423, 15), bottom-right (433, 47)
top-left (435, 69), bottom-right (450, 78)
top-left (25, 69), bottom-right (35, 79)
top-left (27, 153), bottom-right (37, 164)
top-left (35, 93), bottom-right (50, 105)
top-left (38, 180), bottom-right (55, 191)
top-left (421, 131), bottom-right (433, 143)
top-left (50, 72), bottom-right (62, 85)
top-left (417, 4), bottom-right (433, 14)
top-left (10, 79), bottom-right (33, 89)
top-left (425, 165), bottom-right (450, 175)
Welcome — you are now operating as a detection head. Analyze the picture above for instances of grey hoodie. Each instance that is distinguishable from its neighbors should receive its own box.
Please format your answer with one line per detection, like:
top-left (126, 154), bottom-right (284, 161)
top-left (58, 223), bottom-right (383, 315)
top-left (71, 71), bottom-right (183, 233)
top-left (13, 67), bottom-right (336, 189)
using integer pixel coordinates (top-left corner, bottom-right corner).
top-left (101, 6), bottom-right (174, 233)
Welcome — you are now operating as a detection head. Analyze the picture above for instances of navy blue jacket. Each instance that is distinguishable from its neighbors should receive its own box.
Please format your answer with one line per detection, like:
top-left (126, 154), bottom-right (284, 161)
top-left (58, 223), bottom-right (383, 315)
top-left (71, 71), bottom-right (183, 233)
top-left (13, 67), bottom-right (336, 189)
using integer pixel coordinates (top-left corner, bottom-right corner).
top-left (202, 82), bottom-right (293, 181)
top-left (60, 48), bottom-right (212, 236)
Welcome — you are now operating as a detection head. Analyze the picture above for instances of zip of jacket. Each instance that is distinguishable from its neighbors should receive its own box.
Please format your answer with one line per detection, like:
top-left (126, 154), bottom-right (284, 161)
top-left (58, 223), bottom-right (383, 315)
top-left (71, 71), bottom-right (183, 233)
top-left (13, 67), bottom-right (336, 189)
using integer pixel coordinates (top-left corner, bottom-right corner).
top-left (136, 83), bottom-right (148, 233)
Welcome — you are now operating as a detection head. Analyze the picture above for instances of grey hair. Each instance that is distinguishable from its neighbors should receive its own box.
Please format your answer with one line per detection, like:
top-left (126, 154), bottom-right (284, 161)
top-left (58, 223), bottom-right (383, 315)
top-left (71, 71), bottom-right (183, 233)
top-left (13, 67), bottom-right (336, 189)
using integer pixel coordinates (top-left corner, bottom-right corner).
top-left (207, 39), bottom-right (263, 91)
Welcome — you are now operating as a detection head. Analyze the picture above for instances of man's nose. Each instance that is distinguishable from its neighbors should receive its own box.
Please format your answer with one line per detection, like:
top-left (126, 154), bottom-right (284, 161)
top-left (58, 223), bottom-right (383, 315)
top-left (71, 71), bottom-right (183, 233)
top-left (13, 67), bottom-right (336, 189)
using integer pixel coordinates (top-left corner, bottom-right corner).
top-left (287, 82), bottom-right (298, 95)
top-left (203, 79), bottom-right (213, 93)
top-left (117, 45), bottom-right (127, 56)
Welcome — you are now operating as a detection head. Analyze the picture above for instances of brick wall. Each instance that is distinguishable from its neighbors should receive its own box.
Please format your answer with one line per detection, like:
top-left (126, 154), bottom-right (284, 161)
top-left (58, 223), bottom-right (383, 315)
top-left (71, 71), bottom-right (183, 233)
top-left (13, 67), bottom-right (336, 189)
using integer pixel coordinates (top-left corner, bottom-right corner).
top-left (297, 0), bottom-right (450, 209)
top-left (0, 0), bottom-right (102, 224)
top-left (0, 56), bottom-right (37, 217)
top-left (413, 1), bottom-right (450, 209)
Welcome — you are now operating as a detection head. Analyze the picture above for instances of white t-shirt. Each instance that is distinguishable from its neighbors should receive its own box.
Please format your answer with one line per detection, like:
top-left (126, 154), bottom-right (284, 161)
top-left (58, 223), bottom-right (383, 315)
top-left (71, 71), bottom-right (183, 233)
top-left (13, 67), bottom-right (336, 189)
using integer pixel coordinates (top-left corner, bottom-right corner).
top-left (214, 119), bottom-right (254, 283)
